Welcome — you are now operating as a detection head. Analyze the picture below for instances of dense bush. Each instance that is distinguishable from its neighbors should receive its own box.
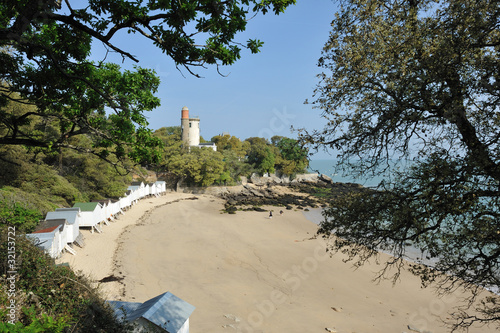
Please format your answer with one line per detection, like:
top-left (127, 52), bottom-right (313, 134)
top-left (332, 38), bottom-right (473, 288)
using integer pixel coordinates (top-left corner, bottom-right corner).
top-left (0, 200), bottom-right (42, 233)
top-left (0, 228), bottom-right (129, 332)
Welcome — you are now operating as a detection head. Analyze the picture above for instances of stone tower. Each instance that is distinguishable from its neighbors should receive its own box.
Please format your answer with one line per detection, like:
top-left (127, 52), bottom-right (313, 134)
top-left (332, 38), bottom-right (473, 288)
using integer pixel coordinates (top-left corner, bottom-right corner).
top-left (180, 106), bottom-right (200, 147)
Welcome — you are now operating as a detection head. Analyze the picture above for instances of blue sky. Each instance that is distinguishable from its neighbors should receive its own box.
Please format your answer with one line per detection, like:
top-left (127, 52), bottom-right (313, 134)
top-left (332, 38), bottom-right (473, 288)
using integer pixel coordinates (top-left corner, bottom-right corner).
top-left (87, 1), bottom-right (340, 159)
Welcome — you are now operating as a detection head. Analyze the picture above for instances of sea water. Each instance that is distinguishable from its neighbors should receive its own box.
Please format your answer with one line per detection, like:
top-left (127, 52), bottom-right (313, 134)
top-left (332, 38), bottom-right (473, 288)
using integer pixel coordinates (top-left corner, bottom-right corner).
top-left (307, 159), bottom-right (392, 188)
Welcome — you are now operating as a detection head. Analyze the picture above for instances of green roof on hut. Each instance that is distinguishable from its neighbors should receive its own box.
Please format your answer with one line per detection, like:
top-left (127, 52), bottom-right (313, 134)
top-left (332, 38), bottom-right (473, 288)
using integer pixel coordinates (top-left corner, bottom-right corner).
top-left (73, 202), bottom-right (100, 212)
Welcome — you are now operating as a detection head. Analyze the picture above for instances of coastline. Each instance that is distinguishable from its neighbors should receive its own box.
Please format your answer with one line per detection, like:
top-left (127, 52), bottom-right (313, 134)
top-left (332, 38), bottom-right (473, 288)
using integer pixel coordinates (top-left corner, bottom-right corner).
top-left (57, 190), bottom-right (497, 333)
top-left (302, 207), bottom-right (324, 225)
top-left (55, 192), bottom-right (196, 298)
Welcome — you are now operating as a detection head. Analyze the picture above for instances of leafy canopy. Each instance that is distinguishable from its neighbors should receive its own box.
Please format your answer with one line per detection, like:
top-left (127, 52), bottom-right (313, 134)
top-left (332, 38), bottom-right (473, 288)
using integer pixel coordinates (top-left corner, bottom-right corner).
top-left (165, 146), bottom-right (225, 187)
top-left (245, 137), bottom-right (277, 174)
top-left (155, 128), bottom-right (308, 185)
top-left (273, 136), bottom-right (308, 175)
top-left (300, 0), bottom-right (500, 329)
top-left (0, 0), bottom-right (295, 168)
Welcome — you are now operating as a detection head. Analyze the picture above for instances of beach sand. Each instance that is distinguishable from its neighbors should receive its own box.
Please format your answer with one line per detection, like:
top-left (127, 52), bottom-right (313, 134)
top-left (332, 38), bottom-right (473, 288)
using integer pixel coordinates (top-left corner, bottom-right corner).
top-left (58, 192), bottom-right (497, 333)
top-left (57, 192), bottom-right (195, 298)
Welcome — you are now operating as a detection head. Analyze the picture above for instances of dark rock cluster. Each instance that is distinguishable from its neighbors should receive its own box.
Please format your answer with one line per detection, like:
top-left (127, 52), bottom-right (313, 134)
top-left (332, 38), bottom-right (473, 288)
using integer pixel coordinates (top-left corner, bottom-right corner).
top-left (219, 174), bottom-right (369, 214)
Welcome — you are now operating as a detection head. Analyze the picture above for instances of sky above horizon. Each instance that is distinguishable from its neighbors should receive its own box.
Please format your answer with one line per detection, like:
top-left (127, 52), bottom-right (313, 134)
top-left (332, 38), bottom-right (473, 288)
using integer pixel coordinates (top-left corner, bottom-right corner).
top-left (87, 1), bottom-right (340, 159)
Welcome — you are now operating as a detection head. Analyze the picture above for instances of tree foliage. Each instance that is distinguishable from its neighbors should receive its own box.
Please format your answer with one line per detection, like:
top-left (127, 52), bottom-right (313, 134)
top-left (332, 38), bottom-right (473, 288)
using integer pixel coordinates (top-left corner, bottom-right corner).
top-left (211, 133), bottom-right (248, 158)
top-left (0, 0), bottom-right (295, 169)
top-left (0, 132), bottom-right (132, 208)
top-left (301, 0), bottom-right (500, 329)
top-left (165, 147), bottom-right (225, 187)
top-left (0, 145), bottom-right (85, 208)
top-left (245, 137), bottom-right (277, 174)
top-left (156, 128), bottom-right (308, 184)
top-left (220, 149), bottom-right (254, 184)
top-left (273, 136), bottom-right (308, 175)
top-left (59, 145), bottom-right (133, 200)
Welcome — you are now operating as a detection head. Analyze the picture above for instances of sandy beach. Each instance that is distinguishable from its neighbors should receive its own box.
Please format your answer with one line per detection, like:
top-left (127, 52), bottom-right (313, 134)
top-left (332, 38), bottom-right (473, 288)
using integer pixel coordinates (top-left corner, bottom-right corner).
top-left (57, 192), bottom-right (497, 333)
top-left (57, 192), bottom-right (196, 298)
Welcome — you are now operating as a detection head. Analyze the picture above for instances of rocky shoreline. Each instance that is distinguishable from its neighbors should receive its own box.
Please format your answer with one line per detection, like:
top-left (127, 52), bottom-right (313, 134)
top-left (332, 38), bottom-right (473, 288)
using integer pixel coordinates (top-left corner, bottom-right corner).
top-left (178, 172), bottom-right (369, 214)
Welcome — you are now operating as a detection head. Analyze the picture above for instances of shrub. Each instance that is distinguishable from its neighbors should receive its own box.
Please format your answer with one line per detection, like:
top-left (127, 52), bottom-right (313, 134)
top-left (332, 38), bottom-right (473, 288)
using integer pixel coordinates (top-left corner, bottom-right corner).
top-left (0, 201), bottom-right (42, 233)
top-left (0, 229), bottom-right (129, 332)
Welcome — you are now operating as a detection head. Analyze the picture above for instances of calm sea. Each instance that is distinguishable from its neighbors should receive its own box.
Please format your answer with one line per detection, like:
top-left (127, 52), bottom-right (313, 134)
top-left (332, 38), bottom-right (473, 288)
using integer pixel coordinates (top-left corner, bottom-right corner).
top-left (308, 159), bottom-right (386, 187)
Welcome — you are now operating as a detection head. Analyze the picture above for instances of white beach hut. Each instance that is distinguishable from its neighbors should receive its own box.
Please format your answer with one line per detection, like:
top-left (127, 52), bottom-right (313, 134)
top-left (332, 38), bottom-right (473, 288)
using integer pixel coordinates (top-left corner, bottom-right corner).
top-left (108, 292), bottom-right (195, 333)
top-left (73, 202), bottom-right (104, 233)
top-left (109, 199), bottom-right (123, 217)
top-left (27, 230), bottom-right (59, 259)
top-left (130, 181), bottom-right (147, 200)
top-left (155, 181), bottom-right (166, 194)
top-left (147, 183), bottom-right (157, 197)
top-left (27, 219), bottom-right (74, 258)
top-left (93, 200), bottom-right (114, 225)
top-left (46, 207), bottom-right (84, 247)
top-left (100, 199), bottom-right (121, 221)
top-left (119, 194), bottom-right (132, 211)
top-left (126, 189), bottom-right (138, 206)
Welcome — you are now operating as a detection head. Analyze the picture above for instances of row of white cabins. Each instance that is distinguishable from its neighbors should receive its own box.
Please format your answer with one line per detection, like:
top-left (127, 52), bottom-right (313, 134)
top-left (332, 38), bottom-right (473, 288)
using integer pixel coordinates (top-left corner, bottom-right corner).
top-left (27, 181), bottom-right (167, 258)
top-left (26, 180), bottom-right (197, 333)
